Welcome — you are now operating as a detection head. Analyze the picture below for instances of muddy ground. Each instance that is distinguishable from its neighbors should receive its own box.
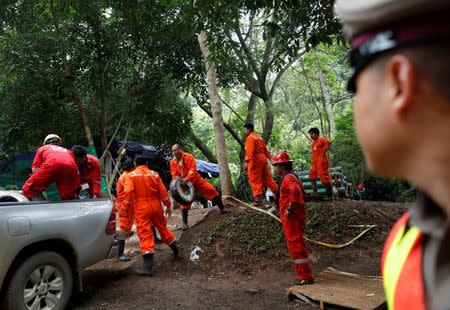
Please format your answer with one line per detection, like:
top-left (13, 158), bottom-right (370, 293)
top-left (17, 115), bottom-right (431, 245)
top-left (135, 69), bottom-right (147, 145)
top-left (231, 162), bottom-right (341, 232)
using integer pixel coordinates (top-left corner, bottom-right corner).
top-left (68, 199), bottom-right (408, 310)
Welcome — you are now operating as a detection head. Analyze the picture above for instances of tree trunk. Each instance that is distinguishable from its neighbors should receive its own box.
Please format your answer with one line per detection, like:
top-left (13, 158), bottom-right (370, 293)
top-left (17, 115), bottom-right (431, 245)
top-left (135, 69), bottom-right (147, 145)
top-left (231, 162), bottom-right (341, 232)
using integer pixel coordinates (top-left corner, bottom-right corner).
top-left (49, 0), bottom-right (94, 146)
top-left (262, 98), bottom-right (275, 143)
top-left (317, 66), bottom-right (336, 138)
top-left (197, 31), bottom-right (234, 196)
top-left (239, 94), bottom-right (258, 161)
top-left (73, 95), bottom-right (95, 146)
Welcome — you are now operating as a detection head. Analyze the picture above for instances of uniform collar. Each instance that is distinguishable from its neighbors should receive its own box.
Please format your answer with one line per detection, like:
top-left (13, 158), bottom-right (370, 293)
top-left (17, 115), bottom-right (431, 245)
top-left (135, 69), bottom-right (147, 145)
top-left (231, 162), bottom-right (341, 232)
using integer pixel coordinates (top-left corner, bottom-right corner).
top-left (409, 192), bottom-right (448, 238)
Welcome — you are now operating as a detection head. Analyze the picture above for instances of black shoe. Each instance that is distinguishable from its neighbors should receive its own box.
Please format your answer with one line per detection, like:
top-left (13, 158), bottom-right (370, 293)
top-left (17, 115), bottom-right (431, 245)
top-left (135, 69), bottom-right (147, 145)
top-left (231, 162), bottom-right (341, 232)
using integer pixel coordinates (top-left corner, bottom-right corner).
top-left (169, 241), bottom-right (182, 259)
top-left (117, 254), bottom-right (131, 262)
top-left (325, 183), bottom-right (333, 200)
top-left (295, 279), bottom-right (314, 285)
top-left (211, 195), bottom-right (230, 214)
top-left (219, 207), bottom-right (231, 214)
top-left (117, 240), bottom-right (131, 262)
top-left (135, 253), bottom-right (154, 276)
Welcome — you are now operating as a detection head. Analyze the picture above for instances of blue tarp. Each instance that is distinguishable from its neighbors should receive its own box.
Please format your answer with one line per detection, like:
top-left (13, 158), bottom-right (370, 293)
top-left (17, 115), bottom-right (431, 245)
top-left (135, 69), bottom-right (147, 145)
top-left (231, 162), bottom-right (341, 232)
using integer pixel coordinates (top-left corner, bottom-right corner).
top-left (196, 159), bottom-right (219, 179)
top-left (117, 141), bottom-right (219, 179)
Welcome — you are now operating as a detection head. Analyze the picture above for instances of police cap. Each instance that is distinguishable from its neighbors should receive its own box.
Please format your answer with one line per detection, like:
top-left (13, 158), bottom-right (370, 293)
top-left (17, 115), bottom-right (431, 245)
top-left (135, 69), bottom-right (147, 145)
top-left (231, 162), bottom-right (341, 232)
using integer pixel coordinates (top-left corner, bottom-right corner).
top-left (334, 0), bottom-right (450, 92)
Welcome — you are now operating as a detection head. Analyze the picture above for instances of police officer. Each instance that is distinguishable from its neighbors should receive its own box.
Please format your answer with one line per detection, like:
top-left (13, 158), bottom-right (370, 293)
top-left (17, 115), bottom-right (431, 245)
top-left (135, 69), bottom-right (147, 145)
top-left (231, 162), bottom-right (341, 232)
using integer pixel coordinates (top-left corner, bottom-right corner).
top-left (334, 1), bottom-right (450, 308)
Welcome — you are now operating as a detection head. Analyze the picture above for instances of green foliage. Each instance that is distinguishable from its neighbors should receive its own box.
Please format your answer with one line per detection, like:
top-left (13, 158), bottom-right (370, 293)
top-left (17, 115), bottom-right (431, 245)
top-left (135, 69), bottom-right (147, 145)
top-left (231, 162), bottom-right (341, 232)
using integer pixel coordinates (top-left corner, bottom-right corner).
top-left (234, 172), bottom-right (253, 201)
top-left (333, 108), bottom-right (416, 202)
top-left (333, 107), bottom-right (365, 183)
top-left (0, 0), bottom-right (196, 156)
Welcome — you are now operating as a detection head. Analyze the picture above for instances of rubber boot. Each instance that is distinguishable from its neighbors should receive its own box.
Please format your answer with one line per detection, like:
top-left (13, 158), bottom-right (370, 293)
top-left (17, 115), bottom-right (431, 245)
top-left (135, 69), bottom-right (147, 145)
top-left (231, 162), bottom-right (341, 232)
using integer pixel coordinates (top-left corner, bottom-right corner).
top-left (117, 239), bottom-right (131, 262)
top-left (152, 226), bottom-right (162, 244)
top-left (325, 183), bottom-right (333, 200)
top-left (181, 209), bottom-right (189, 231)
top-left (135, 253), bottom-right (154, 276)
top-left (211, 196), bottom-right (230, 214)
top-left (253, 195), bottom-right (265, 207)
top-left (170, 241), bottom-right (182, 259)
top-left (311, 180), bottom-right (318, 200)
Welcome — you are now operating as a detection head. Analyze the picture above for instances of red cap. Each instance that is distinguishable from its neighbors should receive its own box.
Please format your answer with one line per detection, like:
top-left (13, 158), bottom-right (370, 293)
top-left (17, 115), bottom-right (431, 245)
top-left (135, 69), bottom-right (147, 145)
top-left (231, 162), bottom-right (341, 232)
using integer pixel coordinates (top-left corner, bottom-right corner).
top-left (272, 151), bottom-right (294, 165)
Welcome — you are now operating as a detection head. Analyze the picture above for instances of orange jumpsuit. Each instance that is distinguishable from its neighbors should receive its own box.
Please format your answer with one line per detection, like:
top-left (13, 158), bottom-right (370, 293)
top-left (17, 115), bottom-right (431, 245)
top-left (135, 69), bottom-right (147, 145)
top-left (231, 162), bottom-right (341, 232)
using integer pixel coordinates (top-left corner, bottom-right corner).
top-left (79, 154), bottom-right (102, 198)
top-left (278, 173), bottom-right (313, 282)
top-left (309, 136), bottom-right (332, 185)
top-left (123, 165), bottom-right (175, 254)
top-left (116, 170), bottom-right (134, 231)
top-left (22, 145), bottom-right (81, 200)
top-left (244, 132), bottom-right (278, 198)
top-left (170, 152), bottom-right (218, 202)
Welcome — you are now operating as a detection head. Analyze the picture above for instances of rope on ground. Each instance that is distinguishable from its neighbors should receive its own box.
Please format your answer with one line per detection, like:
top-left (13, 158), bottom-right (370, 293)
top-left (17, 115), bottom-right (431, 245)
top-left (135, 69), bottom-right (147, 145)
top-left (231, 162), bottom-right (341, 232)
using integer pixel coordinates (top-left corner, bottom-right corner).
top-left (224, 195), bottom-right (376, 249)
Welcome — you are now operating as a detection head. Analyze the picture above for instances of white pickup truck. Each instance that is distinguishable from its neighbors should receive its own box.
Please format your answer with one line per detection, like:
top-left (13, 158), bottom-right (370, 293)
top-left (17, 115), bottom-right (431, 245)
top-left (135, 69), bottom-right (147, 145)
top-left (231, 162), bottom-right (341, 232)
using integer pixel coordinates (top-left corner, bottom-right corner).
top-left (0, 191), bottom-right (118, 310)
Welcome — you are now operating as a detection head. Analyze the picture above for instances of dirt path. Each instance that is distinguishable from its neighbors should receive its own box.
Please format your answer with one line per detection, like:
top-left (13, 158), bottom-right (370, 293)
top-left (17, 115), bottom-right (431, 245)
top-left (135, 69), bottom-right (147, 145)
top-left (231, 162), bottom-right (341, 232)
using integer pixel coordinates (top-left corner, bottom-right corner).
top-left (68, 200), bottom-right (407, 309)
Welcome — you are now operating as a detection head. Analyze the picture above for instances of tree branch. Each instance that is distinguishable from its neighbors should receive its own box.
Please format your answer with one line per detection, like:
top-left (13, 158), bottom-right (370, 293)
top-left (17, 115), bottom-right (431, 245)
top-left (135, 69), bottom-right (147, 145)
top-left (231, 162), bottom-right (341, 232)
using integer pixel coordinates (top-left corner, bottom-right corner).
top-left (235, 26), bottom-right (262, 81)
top-left (191, 131), bottom-right (217, 163)
top-left (268, 53), bottom-right (301, 99)
top-left (219, 94), bottom-right (245, 123)
top-left (196, 101), bottom-right (245, 149)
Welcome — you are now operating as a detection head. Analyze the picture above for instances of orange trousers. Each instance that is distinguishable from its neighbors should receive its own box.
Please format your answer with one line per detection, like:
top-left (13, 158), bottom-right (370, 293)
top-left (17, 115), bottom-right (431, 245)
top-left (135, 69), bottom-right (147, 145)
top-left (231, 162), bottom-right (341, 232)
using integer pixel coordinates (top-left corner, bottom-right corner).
top-left (248, 159), bottom-right (278, 198)
top-left (281, 208), bottom-right (313, 281)
top-left (118, 204), bottom-right (134, 231)
top-left (135, 200), bottom-right (175, 254)
top-left (191, 175), bottom-right (218, 201)
top-left (309, 158), bottom-right (331, 185)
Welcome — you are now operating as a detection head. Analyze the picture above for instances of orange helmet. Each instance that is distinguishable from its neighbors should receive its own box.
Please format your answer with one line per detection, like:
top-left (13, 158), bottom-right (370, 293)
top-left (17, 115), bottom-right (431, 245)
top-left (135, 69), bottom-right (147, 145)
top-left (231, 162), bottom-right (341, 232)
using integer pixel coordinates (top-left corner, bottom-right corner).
top-left (272, 151), bottom-right (293, 165)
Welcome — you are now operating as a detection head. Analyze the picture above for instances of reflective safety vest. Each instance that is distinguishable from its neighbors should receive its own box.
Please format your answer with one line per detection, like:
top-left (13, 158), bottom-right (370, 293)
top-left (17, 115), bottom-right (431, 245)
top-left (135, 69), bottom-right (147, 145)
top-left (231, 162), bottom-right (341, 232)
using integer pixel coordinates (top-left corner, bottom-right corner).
top-left (382, 214), bottom-right (426, 309)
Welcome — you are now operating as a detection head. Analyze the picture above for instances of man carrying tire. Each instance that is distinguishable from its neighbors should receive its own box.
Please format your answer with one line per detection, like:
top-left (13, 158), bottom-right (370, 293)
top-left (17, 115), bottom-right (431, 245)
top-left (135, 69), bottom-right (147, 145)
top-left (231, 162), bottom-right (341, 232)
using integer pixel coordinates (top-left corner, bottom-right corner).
top-left (170, 144), bottom-right (230, 225)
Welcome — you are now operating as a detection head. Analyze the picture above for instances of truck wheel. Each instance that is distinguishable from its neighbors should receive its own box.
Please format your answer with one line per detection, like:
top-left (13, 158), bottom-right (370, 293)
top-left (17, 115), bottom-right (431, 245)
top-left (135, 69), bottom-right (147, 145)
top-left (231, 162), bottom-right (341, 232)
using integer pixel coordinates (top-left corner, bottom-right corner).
top-left (170, 177), bottom-right (195, 205)
top-left (4, 251), bottom-right (73, 310)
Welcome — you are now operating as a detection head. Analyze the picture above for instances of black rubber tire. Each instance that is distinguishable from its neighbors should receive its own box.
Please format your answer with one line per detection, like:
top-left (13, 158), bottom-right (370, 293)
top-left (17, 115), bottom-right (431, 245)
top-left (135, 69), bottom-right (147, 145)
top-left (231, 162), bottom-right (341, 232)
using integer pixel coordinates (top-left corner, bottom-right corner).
top-left (4, 251), bottom-right (73, 310)
top-left (170, 177), bottom-right (195, 205)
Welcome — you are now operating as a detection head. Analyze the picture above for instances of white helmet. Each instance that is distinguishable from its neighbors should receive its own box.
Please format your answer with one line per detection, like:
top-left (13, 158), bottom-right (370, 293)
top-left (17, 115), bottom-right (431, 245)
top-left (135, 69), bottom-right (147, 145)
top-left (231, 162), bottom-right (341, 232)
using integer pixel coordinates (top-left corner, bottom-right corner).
top-left (43, 134), bottom-right (62, 145)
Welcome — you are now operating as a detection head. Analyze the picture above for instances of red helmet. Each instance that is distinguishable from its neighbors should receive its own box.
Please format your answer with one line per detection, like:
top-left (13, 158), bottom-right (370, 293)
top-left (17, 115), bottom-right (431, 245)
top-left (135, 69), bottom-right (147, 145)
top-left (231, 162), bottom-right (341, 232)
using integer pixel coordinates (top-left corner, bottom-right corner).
top-left (272, 151), bottom-right (293, 165)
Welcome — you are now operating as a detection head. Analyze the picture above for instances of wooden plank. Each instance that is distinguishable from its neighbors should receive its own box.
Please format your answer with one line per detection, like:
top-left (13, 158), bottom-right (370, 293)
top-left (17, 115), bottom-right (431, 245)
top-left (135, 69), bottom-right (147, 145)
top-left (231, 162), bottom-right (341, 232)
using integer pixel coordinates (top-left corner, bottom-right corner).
top-left (286, 268), bottom-right (386, 310)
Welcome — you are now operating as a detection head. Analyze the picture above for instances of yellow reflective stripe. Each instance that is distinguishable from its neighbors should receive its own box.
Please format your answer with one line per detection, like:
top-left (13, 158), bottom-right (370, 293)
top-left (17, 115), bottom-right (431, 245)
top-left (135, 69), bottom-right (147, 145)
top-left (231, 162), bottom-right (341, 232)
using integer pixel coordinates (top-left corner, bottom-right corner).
top-left (130, 173), bottom-right (158, 177)
top-left (383, 224), bottom-right (420, 309)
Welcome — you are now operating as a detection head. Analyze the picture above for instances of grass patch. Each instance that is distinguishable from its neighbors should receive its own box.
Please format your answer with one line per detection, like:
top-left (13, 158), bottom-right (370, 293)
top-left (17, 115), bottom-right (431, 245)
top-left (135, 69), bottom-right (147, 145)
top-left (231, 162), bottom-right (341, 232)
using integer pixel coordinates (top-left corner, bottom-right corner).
top-left (200, 201), bottom-right (384, 258)
top-left (200, 208), bottom-right (286, 259)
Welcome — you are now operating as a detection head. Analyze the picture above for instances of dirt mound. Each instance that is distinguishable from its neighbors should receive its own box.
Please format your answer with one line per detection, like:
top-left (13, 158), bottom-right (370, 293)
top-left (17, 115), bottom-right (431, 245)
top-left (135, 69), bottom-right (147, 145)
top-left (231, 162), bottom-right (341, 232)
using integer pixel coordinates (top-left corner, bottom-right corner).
top-left (178, 199), bottom-right (409, 277)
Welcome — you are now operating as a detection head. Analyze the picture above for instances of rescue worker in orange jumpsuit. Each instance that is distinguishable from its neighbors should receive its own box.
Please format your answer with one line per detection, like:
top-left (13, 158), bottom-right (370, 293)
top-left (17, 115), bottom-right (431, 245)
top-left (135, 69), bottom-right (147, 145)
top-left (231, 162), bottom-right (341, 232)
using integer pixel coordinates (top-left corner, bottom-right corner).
top-left (22, 134), bottom-right (81, 200)
top-left (115, 159), bottom-right (135, 262)
top-left (71, 145), bottom-right (102, 198)
top-left (308, 127), bottom-right (332, 199)
top-left (243, 123), bottom-right (278, 204)
top-left (170, 144), bottom-right (230, 216)
top-left (273, 151), bottom-right (313, 285)
top-left (335, 0), bottom-right (450, 307)
top-left (123, 155), bottom-right (180, 276)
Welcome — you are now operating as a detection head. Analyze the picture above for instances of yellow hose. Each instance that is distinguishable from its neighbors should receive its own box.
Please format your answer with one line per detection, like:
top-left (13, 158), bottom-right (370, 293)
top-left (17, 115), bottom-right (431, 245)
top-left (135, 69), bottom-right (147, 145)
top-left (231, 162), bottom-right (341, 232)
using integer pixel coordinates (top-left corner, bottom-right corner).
top-left (224, 195), bottom-right (376, 249)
